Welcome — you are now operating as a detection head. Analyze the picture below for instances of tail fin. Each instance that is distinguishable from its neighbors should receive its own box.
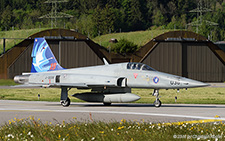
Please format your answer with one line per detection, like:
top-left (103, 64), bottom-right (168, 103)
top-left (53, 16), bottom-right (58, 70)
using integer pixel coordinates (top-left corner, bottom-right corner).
top-left (31, 38), bottom-right (64, 72)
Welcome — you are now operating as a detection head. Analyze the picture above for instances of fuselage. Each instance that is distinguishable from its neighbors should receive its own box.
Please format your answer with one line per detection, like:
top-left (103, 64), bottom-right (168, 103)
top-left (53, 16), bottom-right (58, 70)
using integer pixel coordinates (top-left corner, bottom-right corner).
top-left (13, 37), bottom-right (210, 107)
top-left (15, 62), bottom-right (209, 89)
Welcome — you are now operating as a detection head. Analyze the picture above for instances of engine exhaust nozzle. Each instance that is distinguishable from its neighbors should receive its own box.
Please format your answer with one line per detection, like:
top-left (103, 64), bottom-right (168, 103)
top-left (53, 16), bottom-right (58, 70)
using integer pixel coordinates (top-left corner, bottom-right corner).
top-left (14, 75), bottom-right (29, 84)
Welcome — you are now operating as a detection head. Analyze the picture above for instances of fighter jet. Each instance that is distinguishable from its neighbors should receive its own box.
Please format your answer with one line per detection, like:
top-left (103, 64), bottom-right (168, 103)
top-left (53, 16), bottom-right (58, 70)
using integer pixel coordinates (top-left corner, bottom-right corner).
top-left (14, 38), bottom-right (209, 107)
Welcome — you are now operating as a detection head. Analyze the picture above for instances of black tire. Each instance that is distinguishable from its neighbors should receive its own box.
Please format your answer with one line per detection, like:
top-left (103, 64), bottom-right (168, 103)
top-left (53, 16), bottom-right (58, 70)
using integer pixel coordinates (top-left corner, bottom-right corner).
top-left (61, 97), bottom-right (71, 107)
top-left (103, 102), bottom-right (111, 106)
top-left (154, 100), bottom-right (161, 108)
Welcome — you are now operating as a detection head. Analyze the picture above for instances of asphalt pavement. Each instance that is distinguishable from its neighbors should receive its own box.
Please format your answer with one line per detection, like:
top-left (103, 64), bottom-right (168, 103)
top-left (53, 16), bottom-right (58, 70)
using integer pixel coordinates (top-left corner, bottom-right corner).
top-left (0, 83), bottom-right (224, 125)
top-left (0, 100), bottom-right (224, 125)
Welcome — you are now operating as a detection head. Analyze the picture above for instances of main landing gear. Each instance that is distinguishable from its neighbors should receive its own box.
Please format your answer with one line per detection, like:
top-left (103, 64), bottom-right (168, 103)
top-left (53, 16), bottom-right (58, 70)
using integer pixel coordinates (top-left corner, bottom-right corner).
top-left (61, 97), bottom-right (71, 107)
top-left (60, 87), bottom-right (71, 107)
top-left (152, 89), bottom-right (162, 107)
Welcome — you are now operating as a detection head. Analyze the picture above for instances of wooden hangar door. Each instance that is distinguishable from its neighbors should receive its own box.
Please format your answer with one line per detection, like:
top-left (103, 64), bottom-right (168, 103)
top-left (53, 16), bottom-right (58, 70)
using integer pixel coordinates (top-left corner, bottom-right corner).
top-left (142, 42), bottom-right (182, 76)
top-left (8, 44), bottom-right (33, 79)
top-left (184, 43), bottom-right (225, 82)
top-left (59, 41), bottom-right (104, 68)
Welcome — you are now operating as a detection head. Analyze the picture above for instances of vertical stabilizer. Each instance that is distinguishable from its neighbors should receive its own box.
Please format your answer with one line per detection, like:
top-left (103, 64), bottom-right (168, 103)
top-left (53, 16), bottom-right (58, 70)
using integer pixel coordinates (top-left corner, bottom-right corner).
top-left (31, 38), bottom-right (64, 72)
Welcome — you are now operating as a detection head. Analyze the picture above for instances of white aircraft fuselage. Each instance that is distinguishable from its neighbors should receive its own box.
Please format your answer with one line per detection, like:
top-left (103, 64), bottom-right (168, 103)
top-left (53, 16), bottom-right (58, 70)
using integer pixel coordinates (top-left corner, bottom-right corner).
top-left (14, 38), bottom-right (209, 107)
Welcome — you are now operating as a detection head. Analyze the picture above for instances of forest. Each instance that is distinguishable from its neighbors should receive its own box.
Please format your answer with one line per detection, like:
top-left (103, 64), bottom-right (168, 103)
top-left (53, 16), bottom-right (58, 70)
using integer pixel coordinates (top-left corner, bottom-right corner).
top-left (0, 0), bottom-right (225, 41)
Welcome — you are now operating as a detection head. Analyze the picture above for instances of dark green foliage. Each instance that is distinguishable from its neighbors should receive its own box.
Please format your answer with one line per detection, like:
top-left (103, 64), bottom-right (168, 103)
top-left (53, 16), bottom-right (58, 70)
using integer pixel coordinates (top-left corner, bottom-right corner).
top-left (111, 38), bottom-right (138, 54)
top-left (0, 0), bottom-right (225, 41)
top-left (93, 4), bottom-right (117, 35)
top-left (1, 5), bottom-right (13, 30)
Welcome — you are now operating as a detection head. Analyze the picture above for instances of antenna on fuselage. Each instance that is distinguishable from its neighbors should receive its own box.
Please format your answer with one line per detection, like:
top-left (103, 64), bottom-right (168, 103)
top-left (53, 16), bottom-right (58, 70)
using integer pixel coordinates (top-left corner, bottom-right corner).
top-left (103, 58), bottom-right (109, 65)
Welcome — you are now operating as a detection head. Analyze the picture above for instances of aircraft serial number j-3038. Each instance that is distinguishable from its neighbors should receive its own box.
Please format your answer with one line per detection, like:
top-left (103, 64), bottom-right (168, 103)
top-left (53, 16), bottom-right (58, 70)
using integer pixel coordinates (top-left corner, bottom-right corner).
top-left (14, 38), bottom-right (209, 107)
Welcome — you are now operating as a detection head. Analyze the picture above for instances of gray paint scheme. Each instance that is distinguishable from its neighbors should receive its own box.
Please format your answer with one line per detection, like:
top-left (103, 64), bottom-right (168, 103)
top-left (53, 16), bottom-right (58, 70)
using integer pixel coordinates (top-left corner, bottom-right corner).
top-left (14, 62), bottom-right (209, 107)
top-left (13, 38), bottom-right (209, 107)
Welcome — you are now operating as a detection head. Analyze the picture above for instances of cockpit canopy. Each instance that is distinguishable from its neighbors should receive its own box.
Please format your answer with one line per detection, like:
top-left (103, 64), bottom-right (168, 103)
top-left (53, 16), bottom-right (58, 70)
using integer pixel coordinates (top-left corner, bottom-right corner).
top-left (127, 62), bottom-right (156, 71)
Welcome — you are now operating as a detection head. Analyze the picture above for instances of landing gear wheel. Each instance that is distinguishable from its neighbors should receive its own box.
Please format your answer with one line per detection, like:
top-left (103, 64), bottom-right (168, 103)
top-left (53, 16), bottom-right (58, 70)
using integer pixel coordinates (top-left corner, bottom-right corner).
top-left (154, 100), bottom-right (161, 108)
top-left (103, 103), bottom-right (111, 106)
top-left (152, 89), bottom-right (162, 107)
top-left (61, 97), bottom-right (71, 107)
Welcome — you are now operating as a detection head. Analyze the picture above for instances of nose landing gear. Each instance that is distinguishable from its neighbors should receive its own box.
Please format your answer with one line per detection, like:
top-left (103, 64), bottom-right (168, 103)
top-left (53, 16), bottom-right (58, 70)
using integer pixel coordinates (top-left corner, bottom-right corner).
top-left (152, 89), bottom-right (162, 107)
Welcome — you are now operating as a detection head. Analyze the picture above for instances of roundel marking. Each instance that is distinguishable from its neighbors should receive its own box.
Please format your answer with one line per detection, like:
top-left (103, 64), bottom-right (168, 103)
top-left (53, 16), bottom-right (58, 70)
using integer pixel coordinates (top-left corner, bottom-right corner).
top-left (153, 76), bottom-right (159, 84)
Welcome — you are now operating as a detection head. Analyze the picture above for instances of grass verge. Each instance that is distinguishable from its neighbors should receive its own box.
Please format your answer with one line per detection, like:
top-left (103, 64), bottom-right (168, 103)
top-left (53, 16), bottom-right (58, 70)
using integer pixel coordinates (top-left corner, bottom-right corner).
top-left (0, 28), bottom-right (48, 54)
top-left (0, 79), bottom-right (17, 86)
top-left (93, 30), bottom-right (172, 48)
top-left (0, 87), bottom-right (224, 104)
top-left (0, 28), bottom-right (170, 54)
top-left (0, 117), bottom-right (224, 140)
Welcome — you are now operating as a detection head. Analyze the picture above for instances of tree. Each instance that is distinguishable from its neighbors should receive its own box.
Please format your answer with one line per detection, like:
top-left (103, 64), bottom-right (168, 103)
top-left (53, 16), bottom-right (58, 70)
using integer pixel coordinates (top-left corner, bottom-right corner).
top-left (107, 0), bottom-right (120, 8)
top-left (12, 9), bottom-right (26, 29)
top-left (127, 0), bottom-right (144, 30)
top-left (21, 17), bottom-right (34, 29)
top-left (79, 0), bottom-right (103, 14)
top-left (76, 14), bottom-right (97, 37)
top-left (152, 9), bottom-right (166, 26)
top-left (146, 0), bottom-right (158, 28)
top-left (111, 38), bottom-right (138, 54)
top-left (1, 5), bottom-right (12, 30)
top-left (92, 5), bottom-right (102, 34)
top-left (0, 0), bottom-right (6, 11)
top-left (93, 4), bottom-right (117, 35)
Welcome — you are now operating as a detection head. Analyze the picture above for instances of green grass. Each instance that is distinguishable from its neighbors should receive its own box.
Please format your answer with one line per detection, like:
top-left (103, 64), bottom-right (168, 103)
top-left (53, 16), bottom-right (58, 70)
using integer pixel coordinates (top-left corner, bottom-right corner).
top-left (0, 79), bottom-right (17, 86)
top-left (93, 29), bottom-right (172, 48)
top-left (0, 28), bottom-right (48, 54)
top-left (133, 88), bottom-right (225, 105)
top-left (0, 117), bottom-right (224, 140)
top-left (0, 87), bottom-right (225, 105)
top-left (0, 28), bottom-right (172, 55)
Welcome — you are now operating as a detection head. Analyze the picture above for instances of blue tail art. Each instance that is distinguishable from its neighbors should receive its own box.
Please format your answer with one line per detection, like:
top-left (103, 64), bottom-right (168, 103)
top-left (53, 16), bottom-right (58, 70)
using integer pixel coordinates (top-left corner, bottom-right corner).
top-left (31, 38), bottom-right (64, 72)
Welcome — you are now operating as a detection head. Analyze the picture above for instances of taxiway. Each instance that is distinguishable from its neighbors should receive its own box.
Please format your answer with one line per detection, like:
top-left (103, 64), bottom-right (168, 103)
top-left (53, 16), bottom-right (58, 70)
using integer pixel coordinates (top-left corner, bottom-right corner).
top-left (0, 100), bottom-right (224, 125)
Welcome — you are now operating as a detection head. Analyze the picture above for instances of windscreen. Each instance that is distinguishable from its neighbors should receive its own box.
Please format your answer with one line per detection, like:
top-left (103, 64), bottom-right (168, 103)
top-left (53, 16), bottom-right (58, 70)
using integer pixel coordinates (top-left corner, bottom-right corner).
top-left (127, 63), bottom-right (156, 71)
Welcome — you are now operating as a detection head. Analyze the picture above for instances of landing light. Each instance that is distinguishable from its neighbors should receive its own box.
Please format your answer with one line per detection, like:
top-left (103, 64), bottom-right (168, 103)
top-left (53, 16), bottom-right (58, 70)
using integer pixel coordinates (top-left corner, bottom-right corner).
top-left (42, 85), bottom-right (50, 88)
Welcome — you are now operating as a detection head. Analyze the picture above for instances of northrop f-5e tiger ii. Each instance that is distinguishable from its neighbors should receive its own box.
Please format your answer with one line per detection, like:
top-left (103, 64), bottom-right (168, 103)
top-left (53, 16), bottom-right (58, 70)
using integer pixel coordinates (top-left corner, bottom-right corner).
top-left (14, 38), bottom-right (209, 107)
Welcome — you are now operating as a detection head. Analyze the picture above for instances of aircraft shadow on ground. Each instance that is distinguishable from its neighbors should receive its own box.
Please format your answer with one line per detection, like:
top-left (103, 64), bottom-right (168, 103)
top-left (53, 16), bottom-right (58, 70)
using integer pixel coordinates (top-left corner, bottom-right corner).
top-left (161, 105), bottom-right (224, 108)
top-left (45, 103), bottom-right (225, 108)
top-left (45, 103), bottom-right (154, 107)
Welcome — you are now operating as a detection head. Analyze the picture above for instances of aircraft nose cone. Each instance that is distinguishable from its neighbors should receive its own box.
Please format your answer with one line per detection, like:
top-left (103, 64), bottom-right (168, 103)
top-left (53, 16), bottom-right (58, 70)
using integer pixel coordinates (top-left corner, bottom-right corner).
top-left (182, 78), bottom-right (210, 88)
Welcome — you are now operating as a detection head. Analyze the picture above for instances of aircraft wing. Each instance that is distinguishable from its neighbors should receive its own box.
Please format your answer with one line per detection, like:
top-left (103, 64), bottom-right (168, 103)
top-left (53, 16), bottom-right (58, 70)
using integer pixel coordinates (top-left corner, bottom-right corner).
top-left (14, 72), bottom-right (120, 89)
top-left (12, 84), bottom-right (45, 88)
top-left (12, 83), bottom-right (89, 88)
top-left (50, 83), bottom-right (117, 88)
top-left (12, 82), bottom-right (117, 89)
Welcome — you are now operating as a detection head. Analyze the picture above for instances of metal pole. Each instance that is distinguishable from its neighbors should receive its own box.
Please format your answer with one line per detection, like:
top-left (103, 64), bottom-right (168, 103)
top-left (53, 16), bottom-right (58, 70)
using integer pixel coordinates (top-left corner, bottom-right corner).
top-left (59, 41), bottom-right (61, 64)
top-left (3, 38), bottom-right (5, 54)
